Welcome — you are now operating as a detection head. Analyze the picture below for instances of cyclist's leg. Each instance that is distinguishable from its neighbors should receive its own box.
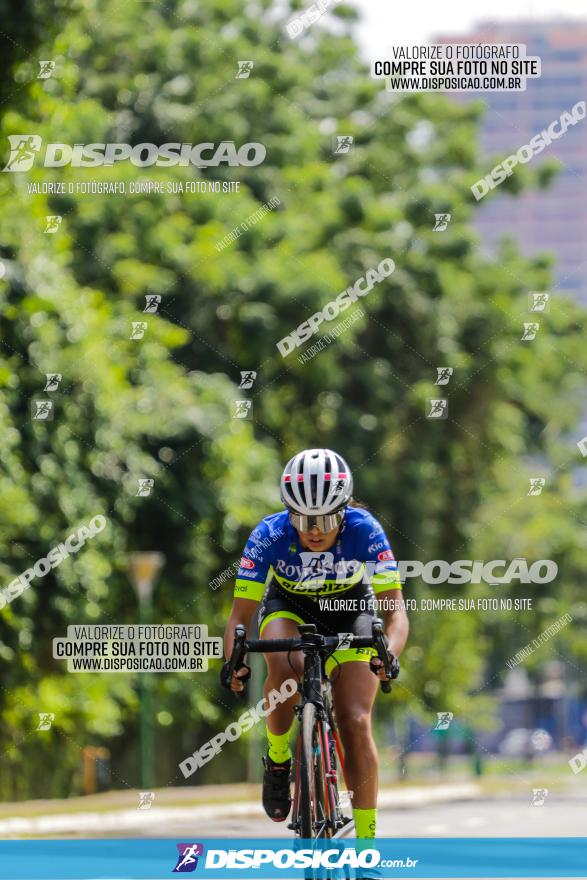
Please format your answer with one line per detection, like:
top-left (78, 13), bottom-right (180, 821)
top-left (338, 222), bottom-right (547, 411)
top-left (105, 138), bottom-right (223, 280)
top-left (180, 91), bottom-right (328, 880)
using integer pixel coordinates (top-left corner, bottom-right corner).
top-left (259, 608), bottom-right (305, 822)
top-left (260, 613), bottom-right (304, 736)
top-left (330, 660), bottom-right (379, 817)
top-left (326, 607), bottom-right (380, 837)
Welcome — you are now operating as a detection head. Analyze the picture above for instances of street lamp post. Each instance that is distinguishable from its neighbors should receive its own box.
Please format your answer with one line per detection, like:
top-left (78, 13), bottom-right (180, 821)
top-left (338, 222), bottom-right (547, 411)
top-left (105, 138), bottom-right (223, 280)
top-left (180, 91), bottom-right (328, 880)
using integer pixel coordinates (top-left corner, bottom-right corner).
top-left (128, 552), bottom-right (165, 790)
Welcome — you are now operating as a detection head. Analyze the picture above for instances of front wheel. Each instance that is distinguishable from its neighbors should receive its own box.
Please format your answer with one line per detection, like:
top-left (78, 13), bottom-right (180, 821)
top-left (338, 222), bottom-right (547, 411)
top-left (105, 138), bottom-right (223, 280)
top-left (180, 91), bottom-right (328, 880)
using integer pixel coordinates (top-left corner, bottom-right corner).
top-left (299, 702), bottom-right (329, 838)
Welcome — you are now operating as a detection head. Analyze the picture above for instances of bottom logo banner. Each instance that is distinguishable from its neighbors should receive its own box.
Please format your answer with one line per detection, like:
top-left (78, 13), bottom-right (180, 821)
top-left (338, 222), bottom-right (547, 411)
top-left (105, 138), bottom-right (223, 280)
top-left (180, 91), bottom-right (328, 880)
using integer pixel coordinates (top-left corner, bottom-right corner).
top-left (0, 838), bottom-right (585, 879)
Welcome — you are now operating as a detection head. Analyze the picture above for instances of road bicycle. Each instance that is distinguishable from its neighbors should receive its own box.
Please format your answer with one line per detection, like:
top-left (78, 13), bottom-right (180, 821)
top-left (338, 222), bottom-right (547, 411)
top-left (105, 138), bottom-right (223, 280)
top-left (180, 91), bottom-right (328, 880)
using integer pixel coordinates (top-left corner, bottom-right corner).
top-left (226, 618), bottom-right (394, 839)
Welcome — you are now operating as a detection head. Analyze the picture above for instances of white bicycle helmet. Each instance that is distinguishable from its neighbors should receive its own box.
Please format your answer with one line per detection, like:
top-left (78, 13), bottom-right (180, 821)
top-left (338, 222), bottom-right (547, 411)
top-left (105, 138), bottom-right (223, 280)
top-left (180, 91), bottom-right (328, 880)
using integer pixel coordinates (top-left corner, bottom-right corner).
top-left (280, 449), bottom-right (353, 530)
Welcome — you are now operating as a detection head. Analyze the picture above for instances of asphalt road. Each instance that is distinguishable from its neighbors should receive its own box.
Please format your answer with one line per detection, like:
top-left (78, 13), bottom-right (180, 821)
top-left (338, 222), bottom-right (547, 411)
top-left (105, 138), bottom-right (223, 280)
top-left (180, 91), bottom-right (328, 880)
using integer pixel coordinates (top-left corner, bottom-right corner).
top-left (145, 792), bottom-right (586, 838)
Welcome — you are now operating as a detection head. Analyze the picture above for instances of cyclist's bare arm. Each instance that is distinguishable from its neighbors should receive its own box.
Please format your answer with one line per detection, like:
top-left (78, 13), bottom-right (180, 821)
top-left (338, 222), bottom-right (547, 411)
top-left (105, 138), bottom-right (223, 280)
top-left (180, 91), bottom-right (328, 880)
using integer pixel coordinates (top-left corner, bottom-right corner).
top-left (223, 597), bottom-right (259, 692)
top-left (378, 587), bottom-right (409, 654)
top-left (373, 587), bottom-right (409, 678)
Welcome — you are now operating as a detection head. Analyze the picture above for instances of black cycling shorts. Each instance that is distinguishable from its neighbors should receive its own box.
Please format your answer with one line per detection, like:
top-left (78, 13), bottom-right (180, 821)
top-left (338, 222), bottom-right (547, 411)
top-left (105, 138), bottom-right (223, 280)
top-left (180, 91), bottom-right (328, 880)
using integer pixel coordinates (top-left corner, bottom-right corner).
top-left (258, 582), bottom-right (378, 675)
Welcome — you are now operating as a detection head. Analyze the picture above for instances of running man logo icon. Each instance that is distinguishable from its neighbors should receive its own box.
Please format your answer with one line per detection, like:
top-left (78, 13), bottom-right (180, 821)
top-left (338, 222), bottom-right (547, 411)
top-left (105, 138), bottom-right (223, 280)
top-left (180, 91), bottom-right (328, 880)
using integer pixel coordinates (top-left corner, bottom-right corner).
top-left (31, 400), bottom-right (54, 420)
top-left (528, 478), bottom-right (545, 496)
top-left (569, 748), bottom-right (587, 775)
top-left (435, 367), bottom-right (453, 386)
top-left (38, 61), bottom-right (56, 79)
top-left (173, 843), bottom-right (204, 873)
top-left (236, 61), bottom-right (254, 78)
top-left (37, 713), bottom-right (55, 731)
top-left (299, 552), bottom-right (334, 589)
top-left (44, 215), bottom-right (62, 233)
top-left (531, 788), bottom-right (548, 806)
top-left (333, 135), bottom-right (354, 154)
top-left (136, 479), bottom-right (155, 497)
top-left (529, 292), bottom-right (550, 312)
top-left (130, 321), bottom-right (148, 340)
top-left (521, 323), bottom-right (539, 341)
top-left (44, 373), bottom-right (62, 392)
top-left (2, 135), bottom-right (43, 172)
top-left (239, 370), bottom-right (257, 390)
top-left (138, 791), bottom-right (155, 810)
top-left (433, 213), bottom-right (451, 231)
top-left (427, 399), bottom-right (448, 419)
top-left (144, 295), bottom-right (161, 313)
top-left (234, 400), bottom-right (252, 419)
top-left (435, 712), bottom-right (453, 731)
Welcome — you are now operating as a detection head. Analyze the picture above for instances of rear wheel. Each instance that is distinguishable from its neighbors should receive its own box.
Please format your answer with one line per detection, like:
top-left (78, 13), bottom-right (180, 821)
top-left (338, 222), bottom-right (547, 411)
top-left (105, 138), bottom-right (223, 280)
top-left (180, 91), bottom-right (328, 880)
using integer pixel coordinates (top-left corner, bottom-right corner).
top-left (299, 702), bottom-right (329, 838)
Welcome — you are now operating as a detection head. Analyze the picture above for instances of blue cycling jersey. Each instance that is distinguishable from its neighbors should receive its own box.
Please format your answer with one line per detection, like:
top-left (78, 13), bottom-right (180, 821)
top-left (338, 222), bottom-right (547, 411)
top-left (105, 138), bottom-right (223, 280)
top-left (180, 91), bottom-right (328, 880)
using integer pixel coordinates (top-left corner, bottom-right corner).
top-left (233, 507), bottom-right (401, 602)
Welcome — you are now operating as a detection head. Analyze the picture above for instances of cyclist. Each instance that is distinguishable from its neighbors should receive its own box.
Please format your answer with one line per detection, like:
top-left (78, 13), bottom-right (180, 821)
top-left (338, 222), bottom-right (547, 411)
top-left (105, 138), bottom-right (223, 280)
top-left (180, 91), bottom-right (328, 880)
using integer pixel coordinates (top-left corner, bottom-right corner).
top-left (222, 448), bottom-right (409, 839)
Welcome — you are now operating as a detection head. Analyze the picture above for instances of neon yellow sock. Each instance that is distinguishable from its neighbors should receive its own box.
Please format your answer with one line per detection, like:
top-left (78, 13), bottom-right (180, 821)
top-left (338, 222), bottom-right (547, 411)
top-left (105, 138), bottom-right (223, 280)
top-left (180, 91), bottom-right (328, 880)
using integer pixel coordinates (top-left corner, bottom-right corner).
top-left (267, 727), bottom-right (292, 763)
top-left (353, 807), bottom-right (377, 838)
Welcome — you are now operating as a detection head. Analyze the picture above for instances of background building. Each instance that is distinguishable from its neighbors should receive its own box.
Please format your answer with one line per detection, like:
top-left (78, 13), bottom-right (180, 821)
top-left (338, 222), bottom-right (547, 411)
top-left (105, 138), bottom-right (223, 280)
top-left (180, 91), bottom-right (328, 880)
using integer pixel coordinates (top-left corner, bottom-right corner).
top-left (436, 20), bottom-right (587, 304)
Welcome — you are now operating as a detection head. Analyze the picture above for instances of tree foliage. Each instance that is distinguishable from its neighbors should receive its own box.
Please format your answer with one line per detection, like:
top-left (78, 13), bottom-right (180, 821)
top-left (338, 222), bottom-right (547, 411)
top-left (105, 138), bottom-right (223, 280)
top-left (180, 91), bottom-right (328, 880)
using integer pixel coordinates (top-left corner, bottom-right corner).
top-left (1, 0), bottom-right (585, 797)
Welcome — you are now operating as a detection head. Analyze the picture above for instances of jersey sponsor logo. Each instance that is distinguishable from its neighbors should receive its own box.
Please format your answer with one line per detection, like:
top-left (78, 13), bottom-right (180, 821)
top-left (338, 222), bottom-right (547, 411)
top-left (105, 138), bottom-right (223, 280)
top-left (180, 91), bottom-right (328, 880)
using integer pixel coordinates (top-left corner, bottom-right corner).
top-left (274, 560), bottom-right (301, 578)
top-left (368, 541), bottom-right (384, 553)
top-left (239, 557), bottom-right (255, 570)
top-left (274, 557), bottom-right (362, 582)
top-left (377, 549), bottom-right (394, 561)
top-left (278, 578), bottom-right (359, 597)
top-left (243, 547), bottom-right (264, 563)
top-left (368, 528), bottom-right (384, 540)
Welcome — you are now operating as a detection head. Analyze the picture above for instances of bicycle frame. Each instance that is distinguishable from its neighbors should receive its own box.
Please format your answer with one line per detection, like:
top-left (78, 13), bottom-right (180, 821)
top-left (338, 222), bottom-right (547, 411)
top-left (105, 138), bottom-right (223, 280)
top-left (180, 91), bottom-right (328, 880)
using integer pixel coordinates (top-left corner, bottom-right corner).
top-left (297, 624), bottom-right (328, 708)
top-left (265, 624), bottom-right (343, 836)
top-left (226, 618), bottom-right (393, 838)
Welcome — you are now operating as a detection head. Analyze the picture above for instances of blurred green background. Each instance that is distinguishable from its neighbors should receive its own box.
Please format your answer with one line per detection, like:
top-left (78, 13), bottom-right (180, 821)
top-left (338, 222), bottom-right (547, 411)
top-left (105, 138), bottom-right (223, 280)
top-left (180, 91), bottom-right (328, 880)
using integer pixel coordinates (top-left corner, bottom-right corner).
top-left (0, 0), bottom-right (586, 802)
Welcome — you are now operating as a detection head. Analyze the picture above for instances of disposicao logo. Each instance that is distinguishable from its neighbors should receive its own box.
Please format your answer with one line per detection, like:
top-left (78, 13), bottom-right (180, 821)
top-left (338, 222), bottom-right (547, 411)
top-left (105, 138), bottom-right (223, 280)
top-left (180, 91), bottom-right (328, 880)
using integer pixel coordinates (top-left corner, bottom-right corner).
top-left (202, 847), bottom-right (380, 870)
top-left (173, 843), bottom-right (204, 873)
top-left (2, 136), bottom-right (266, 171)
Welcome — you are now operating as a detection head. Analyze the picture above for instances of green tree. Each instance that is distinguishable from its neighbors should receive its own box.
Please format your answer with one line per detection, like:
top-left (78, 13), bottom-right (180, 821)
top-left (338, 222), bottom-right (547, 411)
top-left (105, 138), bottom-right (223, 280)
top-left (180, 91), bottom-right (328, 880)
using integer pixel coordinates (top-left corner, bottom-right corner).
top-left (1, 0), bottom-right (586, 797)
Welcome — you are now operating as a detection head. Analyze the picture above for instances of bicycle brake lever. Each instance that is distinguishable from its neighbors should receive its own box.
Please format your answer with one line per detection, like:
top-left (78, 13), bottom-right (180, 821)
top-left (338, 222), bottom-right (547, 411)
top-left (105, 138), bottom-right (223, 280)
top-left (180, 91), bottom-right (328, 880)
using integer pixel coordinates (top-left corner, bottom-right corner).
top-left (226, 624), bottom-right (249, 699)
top-left (371, 619), bottom-right (393, 694)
